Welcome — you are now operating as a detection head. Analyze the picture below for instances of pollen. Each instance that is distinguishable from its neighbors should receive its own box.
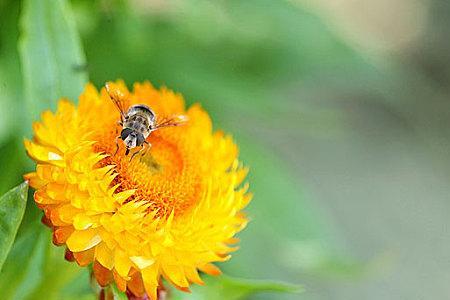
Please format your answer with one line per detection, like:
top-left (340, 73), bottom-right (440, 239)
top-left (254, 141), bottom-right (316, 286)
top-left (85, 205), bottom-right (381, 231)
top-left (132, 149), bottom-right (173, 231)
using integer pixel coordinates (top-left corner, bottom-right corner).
top-left (24, 81), bottom-right (251, 299)
top-left (94, 130), bottom-right (203, 217)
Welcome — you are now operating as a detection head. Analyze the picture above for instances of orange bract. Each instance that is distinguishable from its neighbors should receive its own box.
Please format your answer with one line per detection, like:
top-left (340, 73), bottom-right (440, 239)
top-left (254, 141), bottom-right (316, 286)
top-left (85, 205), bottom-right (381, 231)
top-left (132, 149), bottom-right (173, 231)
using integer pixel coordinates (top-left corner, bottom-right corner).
top-left (24, 81), bottom-right (251, 299)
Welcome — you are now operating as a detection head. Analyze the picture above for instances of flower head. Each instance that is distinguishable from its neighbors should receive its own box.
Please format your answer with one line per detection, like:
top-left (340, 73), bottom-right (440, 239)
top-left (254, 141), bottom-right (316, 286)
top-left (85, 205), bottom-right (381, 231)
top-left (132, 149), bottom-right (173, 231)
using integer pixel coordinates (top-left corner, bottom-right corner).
top-left (24, 81), bottom-right (251, 299)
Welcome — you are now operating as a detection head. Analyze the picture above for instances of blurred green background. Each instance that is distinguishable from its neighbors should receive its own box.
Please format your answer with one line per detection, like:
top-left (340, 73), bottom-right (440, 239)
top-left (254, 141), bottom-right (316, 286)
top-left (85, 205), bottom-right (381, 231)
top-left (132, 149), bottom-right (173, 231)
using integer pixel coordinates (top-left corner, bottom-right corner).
top-left (1, 0), bottom-right (450, 299)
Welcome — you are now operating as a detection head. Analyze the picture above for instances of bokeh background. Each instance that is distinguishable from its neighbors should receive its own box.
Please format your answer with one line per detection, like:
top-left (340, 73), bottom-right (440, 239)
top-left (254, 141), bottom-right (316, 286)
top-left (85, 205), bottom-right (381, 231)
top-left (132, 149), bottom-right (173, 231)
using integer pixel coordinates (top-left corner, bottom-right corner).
top-left (1, 0), bottom-right (449, 299)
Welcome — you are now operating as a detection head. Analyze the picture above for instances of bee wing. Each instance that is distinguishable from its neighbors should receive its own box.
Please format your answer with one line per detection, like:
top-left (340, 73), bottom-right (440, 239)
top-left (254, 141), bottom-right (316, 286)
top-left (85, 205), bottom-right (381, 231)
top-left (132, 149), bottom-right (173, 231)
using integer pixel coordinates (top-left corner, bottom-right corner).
top-left (153, 114), bottom-right (188, 130)
top-left (105, 82), bottom-right (130, 120)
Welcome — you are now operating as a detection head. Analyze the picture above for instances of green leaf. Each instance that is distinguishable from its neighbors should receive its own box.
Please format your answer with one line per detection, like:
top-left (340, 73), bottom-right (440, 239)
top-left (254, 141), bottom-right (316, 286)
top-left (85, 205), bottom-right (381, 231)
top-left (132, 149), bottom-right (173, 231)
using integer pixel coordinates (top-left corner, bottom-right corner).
top-left (0, 182), bottom-right (28, 271)
top-left (0, 139), bottom-right (26, 196)
top-left (0, 0), bottom-right (24, 143)
top-left (171, 275), bottom-right (301, 300)
top-left (0, 227), bottom-right (36, 298)
top-left (58, 268), bottom-right (96, 300)
top-left (110, 283), bottom-right (128, 300)
top-left (9, 229), bottom-right (49, 299)
top-left (19, 0), bottom-right (88, 124)
top-left (24, 234), bottom-right (90, 300)
top-left (0, 220), bottom-right (91, 300)
top-left (221, 137), bottom-right (335, 282)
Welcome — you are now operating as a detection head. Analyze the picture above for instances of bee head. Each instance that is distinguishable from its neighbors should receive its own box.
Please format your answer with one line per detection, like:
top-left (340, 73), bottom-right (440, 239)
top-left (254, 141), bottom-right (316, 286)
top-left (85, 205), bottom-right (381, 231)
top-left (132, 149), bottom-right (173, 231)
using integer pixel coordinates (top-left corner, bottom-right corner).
top-left (121, 128), bottom-right (137, 150)
top-left (121, 128), bottom-right (146, 155)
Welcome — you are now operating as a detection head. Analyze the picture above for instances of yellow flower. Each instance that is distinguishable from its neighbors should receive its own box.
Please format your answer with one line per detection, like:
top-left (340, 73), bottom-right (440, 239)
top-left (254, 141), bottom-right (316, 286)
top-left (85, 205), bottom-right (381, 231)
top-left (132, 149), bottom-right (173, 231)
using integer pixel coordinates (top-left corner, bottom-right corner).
top-left (24, 81), bottom-right (251, 299)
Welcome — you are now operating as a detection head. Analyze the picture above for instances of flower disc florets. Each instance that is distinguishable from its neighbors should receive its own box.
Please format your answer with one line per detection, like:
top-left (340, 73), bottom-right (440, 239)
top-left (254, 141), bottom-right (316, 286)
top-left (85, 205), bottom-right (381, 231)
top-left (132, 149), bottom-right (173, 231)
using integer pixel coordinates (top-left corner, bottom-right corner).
top-left (24, 81), bottom-right (251, 299)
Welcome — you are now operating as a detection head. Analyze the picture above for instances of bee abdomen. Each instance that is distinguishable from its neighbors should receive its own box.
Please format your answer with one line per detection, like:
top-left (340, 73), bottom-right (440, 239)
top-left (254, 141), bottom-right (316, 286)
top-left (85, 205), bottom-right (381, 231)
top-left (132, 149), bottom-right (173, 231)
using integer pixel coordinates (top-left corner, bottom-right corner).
top-left (128, 114), bottom-right (150, 127)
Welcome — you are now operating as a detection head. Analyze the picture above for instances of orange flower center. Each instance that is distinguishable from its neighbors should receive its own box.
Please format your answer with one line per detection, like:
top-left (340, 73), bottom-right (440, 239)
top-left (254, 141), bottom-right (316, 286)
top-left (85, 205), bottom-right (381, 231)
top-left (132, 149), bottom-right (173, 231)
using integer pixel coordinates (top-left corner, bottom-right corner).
top-left (94, 123), bottom-right (202, 218)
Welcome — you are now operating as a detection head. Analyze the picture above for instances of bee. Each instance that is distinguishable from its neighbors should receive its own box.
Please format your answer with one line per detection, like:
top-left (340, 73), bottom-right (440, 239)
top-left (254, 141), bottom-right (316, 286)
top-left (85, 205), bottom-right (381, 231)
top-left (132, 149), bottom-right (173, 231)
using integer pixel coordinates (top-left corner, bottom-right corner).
top-left (105, 82), bottom-right (187, 159)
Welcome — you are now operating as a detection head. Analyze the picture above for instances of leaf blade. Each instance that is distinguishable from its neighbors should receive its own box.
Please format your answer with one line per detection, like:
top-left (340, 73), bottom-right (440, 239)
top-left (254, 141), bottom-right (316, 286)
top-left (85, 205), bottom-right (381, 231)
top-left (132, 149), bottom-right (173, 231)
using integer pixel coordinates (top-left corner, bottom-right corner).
top-left (110, 284), bottom-right (128, 300)
top-left (0, 0), bottom-right (24, 144)
top-left (171, 275), bottom-right (301, 300)
top-left (18, 0), bottom-right (88, 124)
top-left (0, 182), bottom-right (28, 271)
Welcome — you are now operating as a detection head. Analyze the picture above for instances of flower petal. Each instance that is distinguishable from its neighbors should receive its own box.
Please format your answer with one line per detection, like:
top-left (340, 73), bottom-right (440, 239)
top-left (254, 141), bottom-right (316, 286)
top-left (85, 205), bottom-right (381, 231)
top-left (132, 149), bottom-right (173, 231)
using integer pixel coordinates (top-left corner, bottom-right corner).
top-left (66, 228), bottom-right (101, 252)
top-left (130, 256), bottom-right (155, 270)
top-left (73, 248), bottom-right (95, 266)
top-left (114, 250), bottom-right (132, 278)
top-left (95, 242), bottom-right (115, 270)
top-left (142, 266), bottom-right (159, 300)
top-left (93, 260), bottom-right (113, 287)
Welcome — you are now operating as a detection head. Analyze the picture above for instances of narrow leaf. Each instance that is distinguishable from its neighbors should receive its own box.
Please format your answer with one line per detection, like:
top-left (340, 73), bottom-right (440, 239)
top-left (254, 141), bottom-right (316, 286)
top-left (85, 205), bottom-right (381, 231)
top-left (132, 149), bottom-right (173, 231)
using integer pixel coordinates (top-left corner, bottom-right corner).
top-left (0, 182), bottom-right (28, 271)
top-left (0, 0), bottom-right (24, 143)
top-left (110, 284), bottom-right (128, 300)
top-left (19, 0), bottom-right (88, 123)
top-left (171, 275), bottom-right (301, 300)
top-left (0, 221), bottom-right (89, 300)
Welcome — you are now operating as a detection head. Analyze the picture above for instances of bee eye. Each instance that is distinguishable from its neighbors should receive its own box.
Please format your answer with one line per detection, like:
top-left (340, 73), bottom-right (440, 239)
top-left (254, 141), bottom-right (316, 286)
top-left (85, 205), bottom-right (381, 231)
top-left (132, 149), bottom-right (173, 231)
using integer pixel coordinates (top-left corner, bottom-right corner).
top-left (120, 128), bottom-right (133, 140)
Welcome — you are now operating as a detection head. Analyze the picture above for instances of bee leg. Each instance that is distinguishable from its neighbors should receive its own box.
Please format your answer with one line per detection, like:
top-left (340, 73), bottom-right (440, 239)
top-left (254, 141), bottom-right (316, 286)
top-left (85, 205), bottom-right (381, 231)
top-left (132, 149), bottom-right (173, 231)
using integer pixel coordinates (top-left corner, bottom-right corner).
top-left (129, 147), bottom-right (141, 162)
top-left (141, 141), bottom-right (151, 157)
top-left (115, 121), bottom-right (123, 135)
top-left (114, 136), bottom-right (120, 155)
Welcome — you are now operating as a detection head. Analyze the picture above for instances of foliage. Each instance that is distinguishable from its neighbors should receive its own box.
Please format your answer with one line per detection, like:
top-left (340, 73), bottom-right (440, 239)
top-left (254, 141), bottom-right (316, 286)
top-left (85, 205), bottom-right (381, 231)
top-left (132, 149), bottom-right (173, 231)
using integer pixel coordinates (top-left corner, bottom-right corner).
top-left (0, 0), bottom-right (376, 299)
top-left (19, 0), bottom-right (88, 123)
top-left (0, 182), bottom-right (28, 271)
top-left (171, 276), bottom-right (302, 300)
